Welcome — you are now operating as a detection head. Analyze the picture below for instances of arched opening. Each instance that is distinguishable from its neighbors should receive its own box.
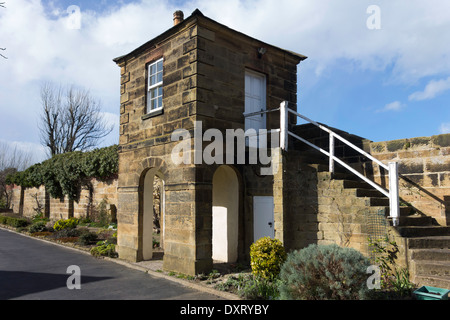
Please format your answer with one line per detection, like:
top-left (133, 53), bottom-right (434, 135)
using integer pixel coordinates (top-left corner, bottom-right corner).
top-left (212, 165), bottom-right (239, 263)
top-left (141, 168), bottom-right (165, 261)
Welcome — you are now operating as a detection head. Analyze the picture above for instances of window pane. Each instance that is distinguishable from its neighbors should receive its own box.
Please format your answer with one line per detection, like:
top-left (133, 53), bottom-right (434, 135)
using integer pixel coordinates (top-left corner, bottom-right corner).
top-left (147, 94), bottom-right (152, 111)
top-left (150, 64), bottom-right (156, 75)
top-left (147, 59), bottom-right (164, 113)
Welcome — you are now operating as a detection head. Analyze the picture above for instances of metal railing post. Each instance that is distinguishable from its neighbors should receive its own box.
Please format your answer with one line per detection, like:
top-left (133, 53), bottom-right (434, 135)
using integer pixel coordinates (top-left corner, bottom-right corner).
top-left (280, 101), bottom-right (288, 151)
top-left (329, 132), bottom-right (335, 174)
top-left (388, 161), bottom-right (400, 226)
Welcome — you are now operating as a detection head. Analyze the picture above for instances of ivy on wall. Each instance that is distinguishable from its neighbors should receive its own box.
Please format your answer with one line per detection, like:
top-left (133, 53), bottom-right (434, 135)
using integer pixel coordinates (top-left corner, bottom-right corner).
top-left (6, 145), bottom-right (118, 201)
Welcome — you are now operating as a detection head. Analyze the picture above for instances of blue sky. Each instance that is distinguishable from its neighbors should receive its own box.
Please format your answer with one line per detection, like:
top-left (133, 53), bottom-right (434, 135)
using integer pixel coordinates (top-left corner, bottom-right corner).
top-left (1, 0), bottom-right (450, 164)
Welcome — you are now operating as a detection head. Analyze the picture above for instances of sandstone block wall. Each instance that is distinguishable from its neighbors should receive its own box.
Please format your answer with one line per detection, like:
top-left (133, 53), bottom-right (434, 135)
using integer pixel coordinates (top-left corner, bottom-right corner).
top-left (366, 134), bottom-right (450, 226)
top-left (281, 150), bottom-right (377, 256)
top-left (10, 177), bottom-right (118, 221)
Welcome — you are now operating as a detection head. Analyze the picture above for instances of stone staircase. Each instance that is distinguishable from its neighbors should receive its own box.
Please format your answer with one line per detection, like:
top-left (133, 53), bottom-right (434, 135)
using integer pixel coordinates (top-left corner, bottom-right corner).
top-left (397, 219), bottom-right (450, 289)
top-left (297, 148), bottom-right (450, 290)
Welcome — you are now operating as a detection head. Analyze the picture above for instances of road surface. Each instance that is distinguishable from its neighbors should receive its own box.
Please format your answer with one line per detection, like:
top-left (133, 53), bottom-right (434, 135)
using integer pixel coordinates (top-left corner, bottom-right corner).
top-left (0, 228), bottom-right (223, 300)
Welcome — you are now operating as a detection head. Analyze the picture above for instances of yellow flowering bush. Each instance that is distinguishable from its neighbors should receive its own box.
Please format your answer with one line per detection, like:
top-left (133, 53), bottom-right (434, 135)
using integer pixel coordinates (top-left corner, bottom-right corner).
top-left (250, 237), bottom-right (286, 280)
top-left (53, 217), bottom-right (79, 231)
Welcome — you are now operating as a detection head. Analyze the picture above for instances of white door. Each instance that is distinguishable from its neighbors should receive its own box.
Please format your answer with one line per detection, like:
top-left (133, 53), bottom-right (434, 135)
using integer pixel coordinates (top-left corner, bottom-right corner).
top-left (245, 71), bottom-right (266, 146)
top-left (253, 196), bottom-right (274, 242)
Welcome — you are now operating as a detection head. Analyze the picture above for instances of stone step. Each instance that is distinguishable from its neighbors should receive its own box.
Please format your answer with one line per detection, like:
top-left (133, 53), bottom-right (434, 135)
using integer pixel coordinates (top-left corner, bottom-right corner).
top-left (413, 260), bottom-right (450, 278)
top-left (344, 188), bottom-right (386, 198)
top-left (371, 206), bottom-right (412, 219)
top-left (297, 155), bottom-right (329, 166)
top-left (397, 215), bottom-right (436, 226)
top-left (407, 236), bottom-right (450, 249)
top-left (306, 163), bottom-right (350, 174)
top-left (397, 226), bottom-right (450, 237)
top-left (410, 248), bottom-right (450, 261)
top-left (342, 179), bottom-right (374, 190)
top-left (413, 275), bottom-right (450, 290)
top-left (368, 197), bottom-right (390, 207)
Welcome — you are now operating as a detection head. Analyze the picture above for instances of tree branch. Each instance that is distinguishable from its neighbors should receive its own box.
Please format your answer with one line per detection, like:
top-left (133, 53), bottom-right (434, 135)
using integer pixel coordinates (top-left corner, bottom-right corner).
top-left (0, 48), bottom-right (6, 59)
top-left (39, 82), bottom-right (114, 156)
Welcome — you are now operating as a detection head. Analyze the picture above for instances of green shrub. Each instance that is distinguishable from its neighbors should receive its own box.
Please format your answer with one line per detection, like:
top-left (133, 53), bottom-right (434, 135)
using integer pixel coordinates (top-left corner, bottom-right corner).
top-left (78, 231), bottom-right (98, 245)
top-left (278, 243), bottom-right (371, 300)
top-left (53, 218), bottom-right (79, 231)
top-left (368, 237), bottom-right (414, 297)
top-left (250, 237), bottom-right (287, 280)
top-left (7, 145), bottom-right (118, 201)
top-left (52, 227), bottom-right (81, 239)
top-left (0, 215), bottom-right (29, 228)
top-left (90, 241), bottom-right (117, 258)
top-left (11, 217), bottom-right (29, 228)
top-left (239, 276), bottom-right (280, 300)
top-left (0, 215), bottom-right (8, 225)
top-left (215, 273), bottom-right (280, 300)
top-left (29, 221), bottom-right (48, 233)
top-left (31, 212), bottom-right (48, 223)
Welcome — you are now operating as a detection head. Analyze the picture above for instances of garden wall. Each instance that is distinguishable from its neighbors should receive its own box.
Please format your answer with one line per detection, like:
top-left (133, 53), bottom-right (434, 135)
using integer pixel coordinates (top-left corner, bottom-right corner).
top-left (362, 134), bottom-right (450, 226)
top-left (10, 177), bottom-right (118, 222)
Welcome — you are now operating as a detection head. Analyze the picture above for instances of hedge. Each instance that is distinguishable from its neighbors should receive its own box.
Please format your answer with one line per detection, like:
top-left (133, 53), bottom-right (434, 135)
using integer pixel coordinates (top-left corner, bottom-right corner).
top-left (6, 145), bottom-right (118, 201)
top-left (0, 215), bottom-right (29, 228)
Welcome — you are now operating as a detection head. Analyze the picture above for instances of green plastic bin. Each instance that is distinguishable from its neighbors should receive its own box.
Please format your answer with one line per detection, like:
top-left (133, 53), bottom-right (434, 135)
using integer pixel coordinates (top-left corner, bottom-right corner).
top-left (413, 286), bottom-right (450, 300)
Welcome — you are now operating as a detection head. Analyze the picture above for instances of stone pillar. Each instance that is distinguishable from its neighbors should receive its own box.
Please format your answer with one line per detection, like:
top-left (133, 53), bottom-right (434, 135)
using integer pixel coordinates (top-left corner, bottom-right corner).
top-left (116, 186), bottom-right (140, 261)
top-left (162, 165), bottom-right (213, 276)
top-left (273, 148), bottom-right (286, 245)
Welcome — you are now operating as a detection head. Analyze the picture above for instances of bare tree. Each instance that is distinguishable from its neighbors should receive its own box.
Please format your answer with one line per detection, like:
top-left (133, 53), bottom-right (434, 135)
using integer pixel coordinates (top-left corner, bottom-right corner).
top-left (0, 141), bottom-right (32, 173)
top-left (39, 82), bottom-right (63, 156)
top-left (38, 82), bottom-right (114, 156)
top-left (0, 141), bottom-right (32, 209)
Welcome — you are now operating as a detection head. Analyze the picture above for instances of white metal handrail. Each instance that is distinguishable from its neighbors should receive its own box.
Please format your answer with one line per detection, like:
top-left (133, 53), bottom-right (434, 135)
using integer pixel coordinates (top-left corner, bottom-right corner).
top-left (279, 101), bottom-right (400, 226)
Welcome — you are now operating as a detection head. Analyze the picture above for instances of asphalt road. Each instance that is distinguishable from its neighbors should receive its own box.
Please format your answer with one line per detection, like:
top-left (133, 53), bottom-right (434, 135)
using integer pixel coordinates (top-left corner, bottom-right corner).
top-left (0, 228), bottom-right (223, 300)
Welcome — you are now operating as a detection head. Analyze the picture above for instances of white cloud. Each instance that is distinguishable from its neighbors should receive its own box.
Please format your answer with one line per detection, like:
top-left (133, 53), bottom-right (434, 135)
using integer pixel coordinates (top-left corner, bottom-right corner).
top-left (2, 0), bottom-right (450, 155)
top-left (377, 101), bottom-right (405, 112)
top-left (189, 0), bottom-right (450, 83)
top-left (408, 77), bottom-right (450, 101)
top-left (440, 123), bottom-right (450, 134)
top-left (100, 112), bottom-right (120, 129)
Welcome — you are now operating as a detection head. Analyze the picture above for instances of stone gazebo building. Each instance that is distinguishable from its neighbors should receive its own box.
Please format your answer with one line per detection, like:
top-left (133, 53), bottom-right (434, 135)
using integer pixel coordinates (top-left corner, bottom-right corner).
top-left (113, 9), bottom-right (306, 275)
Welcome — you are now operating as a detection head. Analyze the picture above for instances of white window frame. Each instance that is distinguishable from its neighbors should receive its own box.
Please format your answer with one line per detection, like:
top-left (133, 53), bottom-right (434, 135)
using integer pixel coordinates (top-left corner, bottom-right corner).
top-left (146, 58), bottom-right (163, 114)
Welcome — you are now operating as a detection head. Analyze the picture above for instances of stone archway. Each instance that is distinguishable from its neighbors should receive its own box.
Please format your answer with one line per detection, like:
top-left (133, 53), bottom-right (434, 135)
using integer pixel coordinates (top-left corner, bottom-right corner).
top-left (140, 167), bottom-right (165, 261)
top-left (212, 165), bottom-right (239, 263)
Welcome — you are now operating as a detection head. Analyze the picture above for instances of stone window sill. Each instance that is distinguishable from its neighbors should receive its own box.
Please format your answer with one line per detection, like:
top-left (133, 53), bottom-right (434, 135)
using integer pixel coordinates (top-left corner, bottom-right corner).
top-left (142, 107), bottom-right (163, 120)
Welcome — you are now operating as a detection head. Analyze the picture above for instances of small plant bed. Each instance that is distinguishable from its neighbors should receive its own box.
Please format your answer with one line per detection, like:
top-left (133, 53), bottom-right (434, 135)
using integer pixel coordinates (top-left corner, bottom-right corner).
top-left (178, 238), bottom-right (419, 300)
top-left (0, 213), bottom-right (118, 258)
